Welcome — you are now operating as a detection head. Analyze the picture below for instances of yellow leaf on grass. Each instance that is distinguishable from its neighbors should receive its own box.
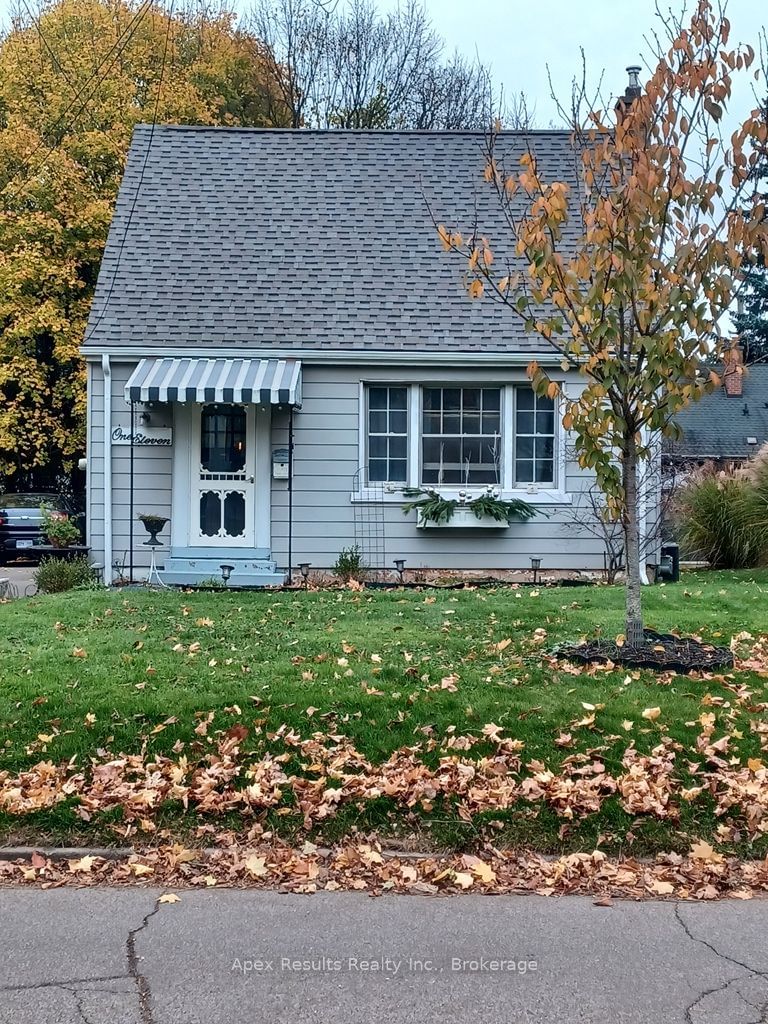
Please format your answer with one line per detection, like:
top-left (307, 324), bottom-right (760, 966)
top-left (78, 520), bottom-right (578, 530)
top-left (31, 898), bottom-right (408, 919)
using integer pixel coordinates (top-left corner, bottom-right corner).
top-left (690, 840), bottom-right (724, 864)
top-left (747, 758), bottom-right (763, 772)
top-left (495, 638), bottom-right (512, 652)
top-left (72, 647), bottom-right (87, 658)
top-left (642, 707), bottom-right (661, 722)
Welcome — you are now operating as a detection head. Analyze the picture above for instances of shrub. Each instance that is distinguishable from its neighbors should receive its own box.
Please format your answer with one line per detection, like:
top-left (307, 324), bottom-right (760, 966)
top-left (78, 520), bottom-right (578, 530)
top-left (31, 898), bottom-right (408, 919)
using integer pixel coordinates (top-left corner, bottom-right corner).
top-left (40, 505), bottom-right (82, 547)
top-left (33, 556), bottom-right (97, 594)
top-left (674, 464), bottom-right (765, 569)
top-left (195, 577), bottom-right (225, 589)
top-left (332, 545), bottom-right (367, 582)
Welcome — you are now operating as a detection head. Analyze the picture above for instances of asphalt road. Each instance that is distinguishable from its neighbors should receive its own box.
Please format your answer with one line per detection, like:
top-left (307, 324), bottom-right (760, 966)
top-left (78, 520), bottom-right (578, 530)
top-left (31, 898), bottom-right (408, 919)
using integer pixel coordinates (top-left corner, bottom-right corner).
top-left (1, 888), bottom-right (767, 1023)
top-left (0, 564), bottom-right (36, 597)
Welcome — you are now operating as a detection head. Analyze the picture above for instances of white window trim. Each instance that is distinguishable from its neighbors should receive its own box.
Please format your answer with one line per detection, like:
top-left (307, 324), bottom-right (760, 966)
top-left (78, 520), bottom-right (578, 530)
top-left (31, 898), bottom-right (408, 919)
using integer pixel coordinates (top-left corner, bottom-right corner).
top-left (362, 382), bottom-right (410, 487)
top-left (352, 382), bottom-right (572, 505)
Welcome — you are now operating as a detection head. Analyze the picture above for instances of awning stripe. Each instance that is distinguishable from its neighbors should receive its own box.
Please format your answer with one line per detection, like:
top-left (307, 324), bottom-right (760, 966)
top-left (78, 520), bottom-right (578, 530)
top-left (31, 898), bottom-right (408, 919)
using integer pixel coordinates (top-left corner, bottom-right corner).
top-left (125, 358), bottom-right (302, 407)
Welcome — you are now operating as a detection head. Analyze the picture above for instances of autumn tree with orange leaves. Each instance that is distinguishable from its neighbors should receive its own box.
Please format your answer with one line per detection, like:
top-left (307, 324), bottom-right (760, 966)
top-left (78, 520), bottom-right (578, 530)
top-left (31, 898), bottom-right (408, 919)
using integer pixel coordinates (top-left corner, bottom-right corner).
top-left (0, 0), bottom-right (286, 486)
top-left (440, 1), bottom-right (768, 644)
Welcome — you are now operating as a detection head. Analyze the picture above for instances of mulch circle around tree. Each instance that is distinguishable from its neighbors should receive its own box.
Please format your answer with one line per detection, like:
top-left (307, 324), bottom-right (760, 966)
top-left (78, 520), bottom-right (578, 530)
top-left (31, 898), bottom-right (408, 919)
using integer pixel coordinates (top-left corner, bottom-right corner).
top-left (555, 629), bottom-right (734, 673)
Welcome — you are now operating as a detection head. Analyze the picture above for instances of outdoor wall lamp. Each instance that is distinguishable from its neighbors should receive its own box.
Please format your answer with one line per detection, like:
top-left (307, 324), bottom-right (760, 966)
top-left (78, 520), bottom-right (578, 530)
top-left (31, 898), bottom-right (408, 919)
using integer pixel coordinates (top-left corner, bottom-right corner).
top-left (530, 556), bottom-right (542, 586)
top-left (393, 558), bottom-right (406, 583)
top-left (220, 563), bottom-right (234, 586)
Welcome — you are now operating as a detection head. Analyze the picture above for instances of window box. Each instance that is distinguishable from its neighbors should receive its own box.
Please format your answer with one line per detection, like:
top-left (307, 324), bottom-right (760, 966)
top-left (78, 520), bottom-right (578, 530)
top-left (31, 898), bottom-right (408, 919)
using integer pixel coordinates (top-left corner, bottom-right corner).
top-left (416, 507), bottom-right (510, 529)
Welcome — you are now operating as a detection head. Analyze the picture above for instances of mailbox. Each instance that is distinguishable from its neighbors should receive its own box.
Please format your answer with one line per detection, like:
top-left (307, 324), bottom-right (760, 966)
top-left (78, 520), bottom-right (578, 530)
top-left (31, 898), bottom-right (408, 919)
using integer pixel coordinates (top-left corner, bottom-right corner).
top-left (272, 447), bottom-right (290, 480)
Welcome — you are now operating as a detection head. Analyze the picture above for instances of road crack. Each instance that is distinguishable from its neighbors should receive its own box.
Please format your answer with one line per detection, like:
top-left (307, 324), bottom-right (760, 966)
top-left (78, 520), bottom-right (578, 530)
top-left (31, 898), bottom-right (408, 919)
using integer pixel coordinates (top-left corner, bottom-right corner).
top-left (674, 903), bottom-right (768, 1023)
top-left (0, 974), bottom-right (127, 992)
top-left (126, 898), bottom-right (162, 1024)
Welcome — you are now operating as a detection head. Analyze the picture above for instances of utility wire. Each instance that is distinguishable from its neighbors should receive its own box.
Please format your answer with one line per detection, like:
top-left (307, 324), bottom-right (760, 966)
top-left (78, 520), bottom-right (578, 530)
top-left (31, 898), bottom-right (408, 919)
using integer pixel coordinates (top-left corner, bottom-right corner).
top-left (1, 0), bottom-right (154, 200)
top-left (83, 0), bottom-right (177, 345)
top-left (17, 0), bottom-right (127, 161)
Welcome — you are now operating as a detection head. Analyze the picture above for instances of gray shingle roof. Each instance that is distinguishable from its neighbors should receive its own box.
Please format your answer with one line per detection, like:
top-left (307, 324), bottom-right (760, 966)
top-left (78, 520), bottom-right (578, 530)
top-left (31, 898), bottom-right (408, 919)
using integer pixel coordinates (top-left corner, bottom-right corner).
top-left (84, 126), bottom-right (579, 355)
top-left (666, 365), bottom-right (768, 461)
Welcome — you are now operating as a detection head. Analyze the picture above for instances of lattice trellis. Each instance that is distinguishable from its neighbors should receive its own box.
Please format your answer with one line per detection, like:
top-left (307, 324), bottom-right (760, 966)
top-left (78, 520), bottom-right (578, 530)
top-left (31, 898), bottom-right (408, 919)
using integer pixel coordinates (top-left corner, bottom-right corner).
top-left (352, 467), bottom-right (387, 576)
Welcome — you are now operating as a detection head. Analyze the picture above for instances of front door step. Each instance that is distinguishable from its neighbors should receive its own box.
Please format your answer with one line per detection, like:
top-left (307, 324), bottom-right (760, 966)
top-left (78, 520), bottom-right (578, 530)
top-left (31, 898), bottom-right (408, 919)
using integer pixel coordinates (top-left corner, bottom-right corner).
top-left (158, 556), bottom-right (285, 588)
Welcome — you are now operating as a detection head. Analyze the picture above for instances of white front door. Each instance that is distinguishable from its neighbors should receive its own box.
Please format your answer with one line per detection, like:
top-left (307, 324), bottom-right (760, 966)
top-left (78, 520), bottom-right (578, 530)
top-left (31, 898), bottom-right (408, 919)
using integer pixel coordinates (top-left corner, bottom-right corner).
top-left (190, 403), bottom-right (255, 548)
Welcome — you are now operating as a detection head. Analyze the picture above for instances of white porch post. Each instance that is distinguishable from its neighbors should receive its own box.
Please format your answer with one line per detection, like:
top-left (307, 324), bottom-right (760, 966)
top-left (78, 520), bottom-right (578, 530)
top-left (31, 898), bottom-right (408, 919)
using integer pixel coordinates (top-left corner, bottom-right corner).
top-left (101, 354), bottom-right (113, 583)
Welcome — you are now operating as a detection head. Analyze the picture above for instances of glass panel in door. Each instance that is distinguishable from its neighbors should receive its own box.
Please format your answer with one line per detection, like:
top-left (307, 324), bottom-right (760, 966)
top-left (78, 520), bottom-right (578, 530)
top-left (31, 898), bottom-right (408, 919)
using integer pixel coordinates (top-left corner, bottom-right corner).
top-left (193, 404), bottom-right (254, 546)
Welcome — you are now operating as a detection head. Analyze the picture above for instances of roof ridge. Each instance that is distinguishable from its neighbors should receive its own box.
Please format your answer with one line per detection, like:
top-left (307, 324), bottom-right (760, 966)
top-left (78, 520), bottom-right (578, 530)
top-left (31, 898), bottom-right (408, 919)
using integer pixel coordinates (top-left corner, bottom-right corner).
top-left (131, 124), bottom-right (572, 137)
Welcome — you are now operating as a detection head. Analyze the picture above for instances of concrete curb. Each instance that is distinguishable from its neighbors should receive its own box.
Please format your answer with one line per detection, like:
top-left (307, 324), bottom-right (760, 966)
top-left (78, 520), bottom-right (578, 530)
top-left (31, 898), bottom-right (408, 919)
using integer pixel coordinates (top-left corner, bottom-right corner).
top-left (0, 845), bottom-right (441, 863)
top-left (0, 847), bottom-right (134, 861)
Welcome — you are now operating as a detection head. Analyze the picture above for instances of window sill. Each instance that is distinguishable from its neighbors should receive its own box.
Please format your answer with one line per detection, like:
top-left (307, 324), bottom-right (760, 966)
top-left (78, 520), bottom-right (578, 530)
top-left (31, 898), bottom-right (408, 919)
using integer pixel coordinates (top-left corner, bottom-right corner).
top-left (350, 488), bottom-right (572, 506)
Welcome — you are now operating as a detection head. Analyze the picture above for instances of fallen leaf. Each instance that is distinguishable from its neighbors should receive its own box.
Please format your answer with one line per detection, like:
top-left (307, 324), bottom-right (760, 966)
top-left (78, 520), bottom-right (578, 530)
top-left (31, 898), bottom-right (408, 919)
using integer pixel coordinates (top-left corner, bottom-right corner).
top-left (244, 854), bottom-right (269, 878)
top-left (68, 856), bottom-right (95, 873)
top-left (690, 840), bottom-right (724, 864)
top-left (648, 879), bottom-right (675, 895)
top-left (452, 871), bottom-right (474, 889)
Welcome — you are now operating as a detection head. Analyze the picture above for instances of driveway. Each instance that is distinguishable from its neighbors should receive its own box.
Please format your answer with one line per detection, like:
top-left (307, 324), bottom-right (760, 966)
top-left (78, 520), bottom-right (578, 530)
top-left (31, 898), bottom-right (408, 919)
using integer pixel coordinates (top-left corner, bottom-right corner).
top-left (0, 563), bottom-right (37, 598)
top-left (0, 889), bottom-right (766, 1023)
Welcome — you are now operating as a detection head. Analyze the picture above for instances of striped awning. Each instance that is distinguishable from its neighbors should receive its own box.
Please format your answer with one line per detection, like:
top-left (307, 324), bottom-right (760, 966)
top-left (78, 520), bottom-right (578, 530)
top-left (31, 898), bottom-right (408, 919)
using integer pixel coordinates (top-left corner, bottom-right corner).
top-left (124, 358), bottom-right (302, 407)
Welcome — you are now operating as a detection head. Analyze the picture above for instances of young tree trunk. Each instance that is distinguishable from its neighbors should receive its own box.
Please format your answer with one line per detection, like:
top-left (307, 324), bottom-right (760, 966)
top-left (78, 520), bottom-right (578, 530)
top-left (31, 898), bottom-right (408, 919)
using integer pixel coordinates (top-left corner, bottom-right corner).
top-left (622, 433), bottom-right (645, 646)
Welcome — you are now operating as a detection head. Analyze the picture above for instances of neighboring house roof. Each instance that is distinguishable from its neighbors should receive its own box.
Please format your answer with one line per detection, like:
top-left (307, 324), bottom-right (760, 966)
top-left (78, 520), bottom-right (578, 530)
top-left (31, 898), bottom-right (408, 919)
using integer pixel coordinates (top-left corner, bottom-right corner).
top-left (666, 364), bottom-right (768, 461)
top-left (84, 126), bottom-right (579, 357)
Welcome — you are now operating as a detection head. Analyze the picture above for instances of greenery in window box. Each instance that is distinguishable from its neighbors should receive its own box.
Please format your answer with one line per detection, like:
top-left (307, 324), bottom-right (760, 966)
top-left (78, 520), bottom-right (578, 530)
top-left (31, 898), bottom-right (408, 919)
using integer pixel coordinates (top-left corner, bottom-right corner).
top-left (469, 493), bottom-right (537, 523)
top-left (402, 488), bottom-right (458, 524)
top-left (402, 488), bottom-right (537, 524)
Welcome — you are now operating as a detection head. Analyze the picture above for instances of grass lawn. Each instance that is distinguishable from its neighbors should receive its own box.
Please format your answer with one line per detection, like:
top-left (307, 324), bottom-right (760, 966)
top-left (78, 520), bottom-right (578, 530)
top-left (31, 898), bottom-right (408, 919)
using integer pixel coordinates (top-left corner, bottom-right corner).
top-left (1, 570), bottom-right (767, 855)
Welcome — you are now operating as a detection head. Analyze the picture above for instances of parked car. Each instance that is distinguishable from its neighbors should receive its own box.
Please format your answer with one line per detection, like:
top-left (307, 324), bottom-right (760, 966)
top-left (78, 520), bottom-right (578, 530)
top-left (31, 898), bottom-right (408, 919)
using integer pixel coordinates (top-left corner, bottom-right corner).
top-left (0, 494), bottom-right (83, 563)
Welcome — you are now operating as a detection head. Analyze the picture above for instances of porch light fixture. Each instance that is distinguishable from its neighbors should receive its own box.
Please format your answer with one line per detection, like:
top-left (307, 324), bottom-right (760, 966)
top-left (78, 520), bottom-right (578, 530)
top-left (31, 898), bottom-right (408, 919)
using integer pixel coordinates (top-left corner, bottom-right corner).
top-left (299, 562), bottom-right (311, 585)
top-left (530, 556), bottom-right (542, 585)
top-left (219, 563), bottom-right (234, 586)
top-left (393, 558), bottom-right (406, 583)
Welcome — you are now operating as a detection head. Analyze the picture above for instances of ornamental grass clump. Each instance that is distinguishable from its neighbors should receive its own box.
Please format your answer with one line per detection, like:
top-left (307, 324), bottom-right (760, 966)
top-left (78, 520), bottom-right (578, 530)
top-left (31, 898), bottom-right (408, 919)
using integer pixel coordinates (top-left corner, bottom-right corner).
top-left (675, 455), bottom-right (768, 569)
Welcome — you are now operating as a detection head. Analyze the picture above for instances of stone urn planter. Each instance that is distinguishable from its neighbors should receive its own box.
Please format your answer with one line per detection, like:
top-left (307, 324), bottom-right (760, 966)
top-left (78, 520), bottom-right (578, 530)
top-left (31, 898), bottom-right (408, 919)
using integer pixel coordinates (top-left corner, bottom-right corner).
top-left (138, 514), bottom-right (169, 547)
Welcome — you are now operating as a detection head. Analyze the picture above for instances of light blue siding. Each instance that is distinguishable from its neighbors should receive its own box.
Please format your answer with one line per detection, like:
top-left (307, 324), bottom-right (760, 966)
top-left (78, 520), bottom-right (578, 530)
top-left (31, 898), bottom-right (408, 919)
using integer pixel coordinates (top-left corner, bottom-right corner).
top-left (88, 358), bottom-right (650, 576)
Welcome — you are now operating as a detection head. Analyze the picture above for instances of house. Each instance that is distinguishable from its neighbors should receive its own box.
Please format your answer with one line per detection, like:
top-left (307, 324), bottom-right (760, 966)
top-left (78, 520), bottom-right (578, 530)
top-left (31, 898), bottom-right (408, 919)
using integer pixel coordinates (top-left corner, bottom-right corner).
top-left (665, 347), bottom-right (768, 468)
top-left (82, 125), bottom-right (659, 586)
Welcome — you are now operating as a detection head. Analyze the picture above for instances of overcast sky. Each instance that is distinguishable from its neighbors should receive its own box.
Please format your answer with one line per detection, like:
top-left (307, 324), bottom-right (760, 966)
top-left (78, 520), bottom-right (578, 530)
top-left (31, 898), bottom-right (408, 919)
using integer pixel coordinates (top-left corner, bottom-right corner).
top-left (396, 0), bottom-right (766, 129)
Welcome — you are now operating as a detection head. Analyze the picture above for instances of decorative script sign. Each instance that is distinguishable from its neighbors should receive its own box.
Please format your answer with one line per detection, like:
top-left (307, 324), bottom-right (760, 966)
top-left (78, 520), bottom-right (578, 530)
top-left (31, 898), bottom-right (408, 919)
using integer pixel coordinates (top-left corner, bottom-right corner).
top-left (111, 425), bottom-right (173, 447)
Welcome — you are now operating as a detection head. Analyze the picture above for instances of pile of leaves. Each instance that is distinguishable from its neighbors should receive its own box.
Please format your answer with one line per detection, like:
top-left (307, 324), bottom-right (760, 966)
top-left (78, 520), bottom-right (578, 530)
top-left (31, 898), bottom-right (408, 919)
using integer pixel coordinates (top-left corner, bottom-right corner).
top-left (3, 685), bottom-right (768, 844)
top-left (1, 832), bottom-right (766, 902)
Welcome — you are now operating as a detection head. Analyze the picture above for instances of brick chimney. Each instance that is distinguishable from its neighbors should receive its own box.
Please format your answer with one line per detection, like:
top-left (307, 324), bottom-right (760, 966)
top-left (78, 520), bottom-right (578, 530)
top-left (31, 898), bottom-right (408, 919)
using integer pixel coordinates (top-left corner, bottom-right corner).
top-left (723, 341), bottom-right (744, 397)
top-left (615, 66), bottom-right (643, 120)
